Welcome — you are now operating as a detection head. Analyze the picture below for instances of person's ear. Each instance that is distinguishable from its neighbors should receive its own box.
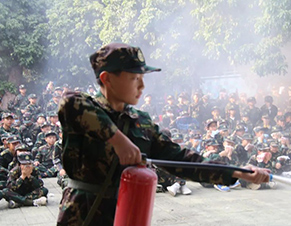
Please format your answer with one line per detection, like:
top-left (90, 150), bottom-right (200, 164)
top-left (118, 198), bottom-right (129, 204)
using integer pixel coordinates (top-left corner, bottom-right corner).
top-left (99, 71), bottom-right (111, 87)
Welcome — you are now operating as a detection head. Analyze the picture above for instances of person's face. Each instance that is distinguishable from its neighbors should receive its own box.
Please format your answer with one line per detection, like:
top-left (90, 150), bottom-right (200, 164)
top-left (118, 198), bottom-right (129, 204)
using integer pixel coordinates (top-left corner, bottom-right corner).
top-left (29, 98), bottom-right (37, 104)
top-left (265, 101), bottom-right (271, 107)
top-left (271, 132), bottom-right (282, 140)
top-left (41, 126), bottom-right (51, 133)
top-left (20, 88), bottom-right (26, 95)
top-left (50, 116), bottom-right (58, 124)
top-left (277, 120), bottom-right (285, 127)
top-left (256, 131), bottom-right (264, 138)
top-left (262, 117), bottom-right (270, 124)
top-left (207, 145), bottom-right (218, 151)
top-left (270, 146), bottom-right (279, 153)
top-left (242, 116), bottom-right (249, 122)
top-left (144, 96), bottom-right (151, 104)
top-left (106, 72), bottom-right (145, 106)
top-left (247, 101), bottom-right (254, 107)
top-left (212, 109), bottom-right (220, 116)
top-left (208, 122), bottom-right (217, 131)
top-left (3, 117), bottom-right (14, 127)
top-left (229, 97), bottom-right (235, 103)
top-left (220, 130), bottom-right (229, 137)
top-left (45, 135), bottom-right (57, 145)
top-left (37, 117), bottom-right (46, 125)
top-left (167, 99), bottom-right (173, 105)
top-left (229, 109), bottom-right (236, 116)
top-left (9, 142), bottom-right (20, 153)
top-left (236, 130), bottom-right (245, 136)
top-left (219, 92), bottom-right (226, 99)
top-left (242, 139), bottom-right (250, 146)
top-left (193, 95), bottom-right (199, 102)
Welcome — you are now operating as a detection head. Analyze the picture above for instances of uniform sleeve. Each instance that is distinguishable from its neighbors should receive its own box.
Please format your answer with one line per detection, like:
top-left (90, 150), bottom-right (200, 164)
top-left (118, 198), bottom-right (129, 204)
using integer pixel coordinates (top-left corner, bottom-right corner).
top-left (6, 168), bottom-right (23, 190)
top-left (58, 92), bottom-right (118, 141)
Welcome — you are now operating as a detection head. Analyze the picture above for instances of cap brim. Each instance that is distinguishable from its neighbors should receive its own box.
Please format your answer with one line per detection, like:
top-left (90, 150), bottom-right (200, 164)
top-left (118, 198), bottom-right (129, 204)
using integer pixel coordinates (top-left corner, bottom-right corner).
top-left (123, 65), bottom-right (161, 74)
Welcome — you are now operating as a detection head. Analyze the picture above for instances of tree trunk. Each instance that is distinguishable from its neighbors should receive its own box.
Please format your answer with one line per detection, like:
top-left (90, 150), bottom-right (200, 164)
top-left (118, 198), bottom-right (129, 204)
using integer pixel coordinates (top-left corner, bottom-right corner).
top-left (2, 66), bottom-right (22, 109)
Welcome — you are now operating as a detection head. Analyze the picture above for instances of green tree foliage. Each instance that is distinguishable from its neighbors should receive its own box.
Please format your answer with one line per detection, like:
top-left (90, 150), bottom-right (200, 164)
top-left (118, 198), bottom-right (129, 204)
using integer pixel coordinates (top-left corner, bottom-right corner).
top-left (191, 0), bottom-right (291, 76)
top-left (0, 0), bottom-right (48, 90)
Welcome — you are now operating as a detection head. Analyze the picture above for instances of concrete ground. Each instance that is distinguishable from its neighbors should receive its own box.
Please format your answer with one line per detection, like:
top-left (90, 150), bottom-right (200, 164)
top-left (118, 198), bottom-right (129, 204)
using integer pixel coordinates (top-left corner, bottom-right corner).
top-left (0, 178), bottom-right (290, 226)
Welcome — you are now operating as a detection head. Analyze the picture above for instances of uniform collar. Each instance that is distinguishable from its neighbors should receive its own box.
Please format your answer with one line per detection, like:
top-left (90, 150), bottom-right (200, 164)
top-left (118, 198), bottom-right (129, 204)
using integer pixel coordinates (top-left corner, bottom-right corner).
top-left (94, 91), bottom-right (138, 119)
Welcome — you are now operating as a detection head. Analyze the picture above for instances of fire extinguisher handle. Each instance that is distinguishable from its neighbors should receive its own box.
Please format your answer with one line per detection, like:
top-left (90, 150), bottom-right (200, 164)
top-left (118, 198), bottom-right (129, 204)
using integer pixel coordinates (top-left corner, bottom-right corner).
top-left (141, 153), bottom-right (148, 165)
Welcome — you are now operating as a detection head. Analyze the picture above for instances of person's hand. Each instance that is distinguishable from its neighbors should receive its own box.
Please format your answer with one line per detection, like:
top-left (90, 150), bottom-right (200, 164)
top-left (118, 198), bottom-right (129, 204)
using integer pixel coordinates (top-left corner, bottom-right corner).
top-left (233, 165), bottom-right (270, 184)
top-left (108, 130), bottom-right (141, 165)
top-left (275, 162), bottom-right (282, 169)
top-left (21, 164), bottom-right (33, 179)
top-left (59, 169), bottom-right (66, 176)
top-left (34, 161), bottom-right (40, 166)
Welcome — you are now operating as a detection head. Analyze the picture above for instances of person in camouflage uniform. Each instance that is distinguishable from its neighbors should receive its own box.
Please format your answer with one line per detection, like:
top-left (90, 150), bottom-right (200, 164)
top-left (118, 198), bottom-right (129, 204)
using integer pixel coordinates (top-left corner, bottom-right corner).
top-left (47, 111), bottom-right (61, 135)
top-left (140, 94), bottom-right (157, 118)
top-left (52, 132), bottom-right (68, 189)
top-left (0, 113), bottom-right (19, 143)
top-left (8, 143), bottom-right (30, 171)
top-left (244, 97), bottom-right (261, 126)
top-left (188, 92), bottom-right (205, 125)
top-left (46, 93), bottom-right (61, 114)
top-left (24, 94), bottom-right (43, 121)
top-left (34, 131), bottom-right (58, 178)
top-left (56, 43), bottom-right (270, 226)
top-left (19, 112), bottom-right (39, 150)
top-left (13, 84), bottom-right (29, 116)
top-left (32, 122), bottom-right (52, 159)
top-left (0, 135), bottom-right (21, 189)
top-left (2, 152), bottom-right (48, 208)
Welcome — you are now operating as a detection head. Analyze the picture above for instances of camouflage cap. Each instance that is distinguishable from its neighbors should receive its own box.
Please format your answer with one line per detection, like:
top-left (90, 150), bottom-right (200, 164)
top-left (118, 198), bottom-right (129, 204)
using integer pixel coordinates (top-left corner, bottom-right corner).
top-left (28, 93), bottom-right (37, 99)
top-left (247, 97), bottom-right (256, 103)
top-left (1, 112), bottom-right (13, 119)
top-left (19, 84), bottom-right (26, 89)
top-left (15, 143), bottom-right (29, 151)
top-left (48, 111), bottom-right (58, 117)
top-left (235, 124), bottom-right (245, 132)
top-left (205, 119), bottom-right (217, 128)
top-left (218, 124), bottom-right (228, 131)
top-left (271, 126), bottom-right (282, 134)
top-left (172, 133), bottom-right (183, 141)
top-left (256, 143), bottom-right (270, 151)
top-left (37, 113), bottom-right (46, 119)
top-left (90, 43), bottom-right (161, 78)
top-left (253, 126), bottom-right (267, 133)
top-left (211, 106), bottom-right (220, 112)
top-left (205, 139), bottom-right (219, 147)
top-left (268, 140), bottom-right (279, 147)
top-left (241, 133), bottom-right (253, 141)
top-left (7, 135), bottom-right (21, 144)
top-left (45, 130), bottom-right (57, 137)
top-left (1, 133), bottom-right (12, 141)
top-left (224, 136), bottom-right (236, 144)
top-left (17, 152), bottom-right (33, 164)
top-left (53, 93), bottom-right (62, 98)
top-left (54, 86), bottom-right (63, 91)
top-left (276, 115), bottom-right (285, 121)
top-left (41, 121), bottom-right (51, 128)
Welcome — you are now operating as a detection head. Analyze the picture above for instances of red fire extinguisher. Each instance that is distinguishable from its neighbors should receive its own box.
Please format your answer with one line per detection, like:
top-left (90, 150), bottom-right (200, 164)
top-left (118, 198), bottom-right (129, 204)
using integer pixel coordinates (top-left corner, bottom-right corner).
top-left (114, 156), bottom-right (157, 226)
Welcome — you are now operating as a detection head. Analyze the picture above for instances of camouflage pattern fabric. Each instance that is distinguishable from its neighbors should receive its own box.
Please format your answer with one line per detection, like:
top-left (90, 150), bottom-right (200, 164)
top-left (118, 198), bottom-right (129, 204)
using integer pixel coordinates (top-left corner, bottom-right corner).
top-left (2, 166), bottom-right (48, 205)
top-left (155, 165), bottom-right (186, 189)
top-left (57, 91), bottom-right (237, 225)
top-left (35, 144), bottom-right (58, 177)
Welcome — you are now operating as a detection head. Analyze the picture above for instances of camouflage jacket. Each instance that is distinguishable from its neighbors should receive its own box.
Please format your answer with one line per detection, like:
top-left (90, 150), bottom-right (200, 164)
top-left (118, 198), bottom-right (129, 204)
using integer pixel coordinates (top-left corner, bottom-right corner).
top-left (46, 101), bottom-right (59, 113)
top-left (0, 126), bottom-right (19, 138)
top-left (6, 165), bottom-right (43, 193)
top-left (52, 139), bottom-right (63, 171)
top-left (35, 144), bottom-right (54, 168)
top-left (58, 91), bottom-right (237, 187)
top-left (24, 104), bottom-right (42, 117)
top-left (13, 94), bottom-right (29, 109)
top-left (0, 149), bottom-right (14, 169)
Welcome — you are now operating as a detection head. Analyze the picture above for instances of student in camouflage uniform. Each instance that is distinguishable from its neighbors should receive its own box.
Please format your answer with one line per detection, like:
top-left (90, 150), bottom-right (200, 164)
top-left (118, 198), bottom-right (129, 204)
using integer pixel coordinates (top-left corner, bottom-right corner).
top-left (0, 113), bottom-right (19, 142)
top-left (47, 111), bottom-right (61, 135)
top-left (56, 43), bottom-right (270, 226)
top-left (46, 93), bottom-right (61, 113)
top-left (19, 112), bottom-right (39, 150)
top-left (140, 94), bottom-right (157, 118)
top-left (13, 84), bottom-right (29, 116)
top-left (34, 131), bottom-right (58, 178)
top-left (2, 152), bottom-right (48, 208)
top-left (32, 122), bottom-right (52, 159)
top-left (24, 94), bottom-right (42, 121)
top-left (52, 132), bottom-right (68, 189)
top-left (0, 135), bottom-right (21, 189)
top-left (8, 143), bottom-right (30, 171)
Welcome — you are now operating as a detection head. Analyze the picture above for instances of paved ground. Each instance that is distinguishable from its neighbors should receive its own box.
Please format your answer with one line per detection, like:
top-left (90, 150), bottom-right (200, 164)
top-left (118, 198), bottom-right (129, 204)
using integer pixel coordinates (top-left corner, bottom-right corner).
top-left (0, 178), bottom-right (290, 226)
